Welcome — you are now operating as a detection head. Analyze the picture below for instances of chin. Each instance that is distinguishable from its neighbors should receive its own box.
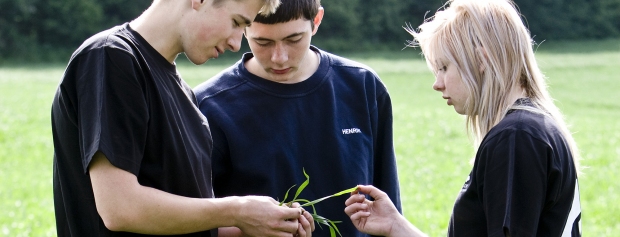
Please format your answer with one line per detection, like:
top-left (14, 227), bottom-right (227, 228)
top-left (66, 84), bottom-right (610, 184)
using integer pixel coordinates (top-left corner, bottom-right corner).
top-left (454, 108), bottom-right (466, 115)
top-left (185, 54), bottom-right (210, 65)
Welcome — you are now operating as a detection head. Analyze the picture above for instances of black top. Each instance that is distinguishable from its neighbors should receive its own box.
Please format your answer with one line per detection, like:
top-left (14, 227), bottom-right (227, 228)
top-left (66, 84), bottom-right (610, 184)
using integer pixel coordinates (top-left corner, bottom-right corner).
top-left (194, 47), bottom-right (401, 237)
top-left (52, 23), bottom-right (215, 236)
top-left (449, 99), bottom-right (581, 237)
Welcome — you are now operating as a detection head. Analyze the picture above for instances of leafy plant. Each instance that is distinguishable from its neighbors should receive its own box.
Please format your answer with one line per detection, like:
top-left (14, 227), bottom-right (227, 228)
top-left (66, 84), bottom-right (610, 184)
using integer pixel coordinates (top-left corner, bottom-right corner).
top-left (279, 168), bottom-right (358, 237)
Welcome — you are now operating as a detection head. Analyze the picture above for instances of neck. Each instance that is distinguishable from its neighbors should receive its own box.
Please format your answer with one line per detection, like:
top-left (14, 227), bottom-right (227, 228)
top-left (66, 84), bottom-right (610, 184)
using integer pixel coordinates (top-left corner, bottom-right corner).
top-left (129, 1), bottom-right (184, 63)
top-left (295, 48), bottom-right (321, 82)
top-left (506, 86), bottom-right (527, 107)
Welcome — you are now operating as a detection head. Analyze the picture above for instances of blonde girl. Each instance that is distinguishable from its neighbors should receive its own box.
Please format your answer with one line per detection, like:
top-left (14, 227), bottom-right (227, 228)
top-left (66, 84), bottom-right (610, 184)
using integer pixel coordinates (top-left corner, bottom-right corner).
top-left (344, 0), bottom-right (582, 236)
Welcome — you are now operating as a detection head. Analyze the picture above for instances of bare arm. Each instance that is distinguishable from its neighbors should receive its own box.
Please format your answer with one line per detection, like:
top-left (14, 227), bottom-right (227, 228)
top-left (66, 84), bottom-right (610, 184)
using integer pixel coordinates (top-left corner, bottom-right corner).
top-left (89, 151), bottom-right (301, 236)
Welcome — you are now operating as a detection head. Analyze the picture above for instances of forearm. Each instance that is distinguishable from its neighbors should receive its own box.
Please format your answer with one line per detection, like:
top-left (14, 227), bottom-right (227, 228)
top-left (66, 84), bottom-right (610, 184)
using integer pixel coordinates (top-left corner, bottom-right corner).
top-left (103, 186), bottom-right (240, 234)
top-left (90, 152), bottom-right (241, 234)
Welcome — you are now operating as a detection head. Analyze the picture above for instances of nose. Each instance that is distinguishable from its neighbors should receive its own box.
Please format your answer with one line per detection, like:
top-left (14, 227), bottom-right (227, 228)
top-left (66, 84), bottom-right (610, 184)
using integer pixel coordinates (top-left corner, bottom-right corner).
top-left (432, 76), bottom-right (444, 91)
top-left (271, 42), bottom-right (288, 64)
top-left (227, 28), bottom-right (244, 52)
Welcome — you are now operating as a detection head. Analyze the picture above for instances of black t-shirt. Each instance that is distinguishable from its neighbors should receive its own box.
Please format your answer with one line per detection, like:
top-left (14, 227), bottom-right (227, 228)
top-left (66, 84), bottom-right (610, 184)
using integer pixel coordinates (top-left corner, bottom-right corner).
top-left (52, 23), bottom-right (214, 236)
top-left (449, 99), bottom-right (581, 237)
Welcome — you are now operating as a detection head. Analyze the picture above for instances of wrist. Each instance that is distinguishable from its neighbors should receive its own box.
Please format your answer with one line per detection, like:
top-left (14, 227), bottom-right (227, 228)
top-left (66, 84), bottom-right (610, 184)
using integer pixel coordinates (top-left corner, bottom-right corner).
top-left (389, 215), bottom-right (426, 237)
top-left (215, 196), bottom-right (244, 227)
top-left (387, 215), bottom-right (407, 237)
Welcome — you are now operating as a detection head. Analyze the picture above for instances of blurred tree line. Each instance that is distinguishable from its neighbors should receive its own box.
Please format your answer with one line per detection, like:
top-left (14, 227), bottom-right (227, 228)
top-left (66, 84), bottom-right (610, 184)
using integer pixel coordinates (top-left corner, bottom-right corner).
top-left (1, 0), bottom-right (619, 62)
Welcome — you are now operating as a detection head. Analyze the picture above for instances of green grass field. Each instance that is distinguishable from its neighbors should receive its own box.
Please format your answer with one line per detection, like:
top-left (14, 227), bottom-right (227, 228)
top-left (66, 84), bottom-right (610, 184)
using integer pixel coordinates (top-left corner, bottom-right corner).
top-left (1, 40), bottom-right (618, 236)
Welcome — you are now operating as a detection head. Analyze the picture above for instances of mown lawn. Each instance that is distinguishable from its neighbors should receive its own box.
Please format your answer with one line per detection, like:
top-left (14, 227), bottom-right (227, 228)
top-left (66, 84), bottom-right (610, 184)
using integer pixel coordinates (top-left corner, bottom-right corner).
top-left (1, 39), bottom-right (618, 236)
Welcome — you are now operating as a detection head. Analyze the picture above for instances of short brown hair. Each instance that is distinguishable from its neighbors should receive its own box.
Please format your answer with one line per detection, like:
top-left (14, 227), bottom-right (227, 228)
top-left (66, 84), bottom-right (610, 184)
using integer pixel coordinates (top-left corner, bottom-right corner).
top-left (253, 0), bottom-right (320, 25)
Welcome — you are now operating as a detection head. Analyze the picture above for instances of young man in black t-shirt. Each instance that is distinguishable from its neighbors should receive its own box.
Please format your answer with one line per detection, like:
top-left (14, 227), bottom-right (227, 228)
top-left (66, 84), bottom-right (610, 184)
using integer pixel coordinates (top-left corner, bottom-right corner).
top-left (51, 0), bottom-right (314, 236)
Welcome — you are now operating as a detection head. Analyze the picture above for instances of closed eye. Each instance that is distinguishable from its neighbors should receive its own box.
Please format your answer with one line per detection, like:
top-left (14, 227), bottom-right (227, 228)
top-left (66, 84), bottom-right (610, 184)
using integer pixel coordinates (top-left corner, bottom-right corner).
top-left (287, 34), bottom-right (303, 43)
top-left (255, 40), bottom-right (273, 47)
top-left (288, 38), bottom-right (302, 44)
top-left (232, 14), bottom-right (252, 28)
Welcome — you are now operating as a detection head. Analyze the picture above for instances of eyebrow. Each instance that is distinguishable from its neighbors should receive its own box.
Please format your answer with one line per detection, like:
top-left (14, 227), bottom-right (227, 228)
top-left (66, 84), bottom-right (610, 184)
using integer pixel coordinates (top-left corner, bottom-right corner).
top-left (251, 32), bottom-right (305, 41)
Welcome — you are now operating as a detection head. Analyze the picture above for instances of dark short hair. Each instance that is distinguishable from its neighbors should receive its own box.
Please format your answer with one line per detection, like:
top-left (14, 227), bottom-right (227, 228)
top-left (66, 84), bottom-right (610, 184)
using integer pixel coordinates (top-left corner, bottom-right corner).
top-left (254, 0), bottom-right (320, 26)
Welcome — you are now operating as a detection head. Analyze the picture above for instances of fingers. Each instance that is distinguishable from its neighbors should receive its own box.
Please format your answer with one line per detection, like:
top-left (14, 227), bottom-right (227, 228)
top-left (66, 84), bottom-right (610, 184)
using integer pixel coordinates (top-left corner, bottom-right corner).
top-left (277, 203), bottom-right (303, 234)
top-left (268, 203), bottom-right (300, 234)
top-left (236, 196), bottom-right (304, 237)
top-left (290, 202), bottom-right (314, 232)
top-left (302, 207), bottom-right (314, 232)
top-left (356, 185), bottom-right (388, 200)
top-left (350, 185), bottom-right (361, 195)
top-left (346, 185), bottom-right (389, 206)
top-left (289, 202), bottom-right (303, 211)
top-left (288, 203), bottom-right (306, 218)
top-left (307, 213), bottom-right (315, 232)
top-left (344, 201), bottom-right (369, 217)
top-left (349, 208), bottom-right (371, 222)
top-left (296, 213), bottom-right (311, 237)
top-left (345, 193), bottom-right (367, 206)
top-left (296, 226), bottom-right (307, 237)
top-left (281, 204), bottom-right (303, 220)
top-left (280, 219), bottom-right (300, 235)
top-left (288, 202), bottom-right (313, 236)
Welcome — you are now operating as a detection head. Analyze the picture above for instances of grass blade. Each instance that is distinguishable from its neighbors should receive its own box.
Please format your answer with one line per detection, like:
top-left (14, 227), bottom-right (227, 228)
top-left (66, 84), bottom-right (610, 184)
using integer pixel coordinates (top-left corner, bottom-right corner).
top-left (330, 186), bottom-right (359, 197)
top-left (279, 184), bottom-right (296, 206)
top-left (301, 186), bottom-right (358, 207)
top-left (328, 219), bottom-right (343, 237)
top-left (293, 168), bottom-right (310, 201)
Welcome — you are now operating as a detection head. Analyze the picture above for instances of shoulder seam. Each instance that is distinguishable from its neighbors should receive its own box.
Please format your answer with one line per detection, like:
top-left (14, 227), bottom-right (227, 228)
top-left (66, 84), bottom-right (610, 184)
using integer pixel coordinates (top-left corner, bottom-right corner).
top-left (484, 118), bottom-right (552, 149)
top-left (197, 80), bottom-right (248, 104)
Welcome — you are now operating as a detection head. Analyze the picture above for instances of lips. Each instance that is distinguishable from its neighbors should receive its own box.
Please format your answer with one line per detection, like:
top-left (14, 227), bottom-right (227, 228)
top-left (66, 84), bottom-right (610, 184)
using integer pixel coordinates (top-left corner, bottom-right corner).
top-left (214, 47), bottom-right (224, 58)
top-left (271, 68), bottom-right (291, 74)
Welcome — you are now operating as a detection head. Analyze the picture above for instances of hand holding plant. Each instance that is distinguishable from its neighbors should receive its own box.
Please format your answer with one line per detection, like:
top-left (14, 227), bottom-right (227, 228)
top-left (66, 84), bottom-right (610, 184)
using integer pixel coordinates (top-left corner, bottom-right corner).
top-left (279, 168), bottom-right (358, 237)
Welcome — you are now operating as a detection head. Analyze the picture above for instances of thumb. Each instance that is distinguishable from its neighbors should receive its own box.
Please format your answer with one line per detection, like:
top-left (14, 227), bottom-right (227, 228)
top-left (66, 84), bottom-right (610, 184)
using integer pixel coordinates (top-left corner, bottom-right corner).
top-left (356, 185), bottom-right (389, 200)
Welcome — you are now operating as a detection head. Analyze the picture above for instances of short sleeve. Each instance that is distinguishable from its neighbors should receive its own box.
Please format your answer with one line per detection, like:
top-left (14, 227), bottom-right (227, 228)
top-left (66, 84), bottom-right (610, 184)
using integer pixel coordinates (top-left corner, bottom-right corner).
top-left (72, 46), bottom-right (149, 175)
top-left (477, 129), bottom-right (550, 236)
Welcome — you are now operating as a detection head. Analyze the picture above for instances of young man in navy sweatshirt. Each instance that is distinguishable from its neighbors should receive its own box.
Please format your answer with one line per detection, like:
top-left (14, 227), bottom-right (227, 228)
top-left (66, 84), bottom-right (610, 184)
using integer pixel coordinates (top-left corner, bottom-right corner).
top-left (194, 0), bottom-right (401, 236)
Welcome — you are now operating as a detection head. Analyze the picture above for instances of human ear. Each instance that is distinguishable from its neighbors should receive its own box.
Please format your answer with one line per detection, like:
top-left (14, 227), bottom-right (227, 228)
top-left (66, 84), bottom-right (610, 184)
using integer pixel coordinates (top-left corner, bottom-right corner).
top-left (312, 7), bottom-right (325, 35)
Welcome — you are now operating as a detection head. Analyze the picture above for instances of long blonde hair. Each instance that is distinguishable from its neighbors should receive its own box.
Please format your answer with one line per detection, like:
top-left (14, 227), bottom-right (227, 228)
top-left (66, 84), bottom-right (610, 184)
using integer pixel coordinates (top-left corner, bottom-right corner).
top-left (407, 0), bottom-right (581, 170)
